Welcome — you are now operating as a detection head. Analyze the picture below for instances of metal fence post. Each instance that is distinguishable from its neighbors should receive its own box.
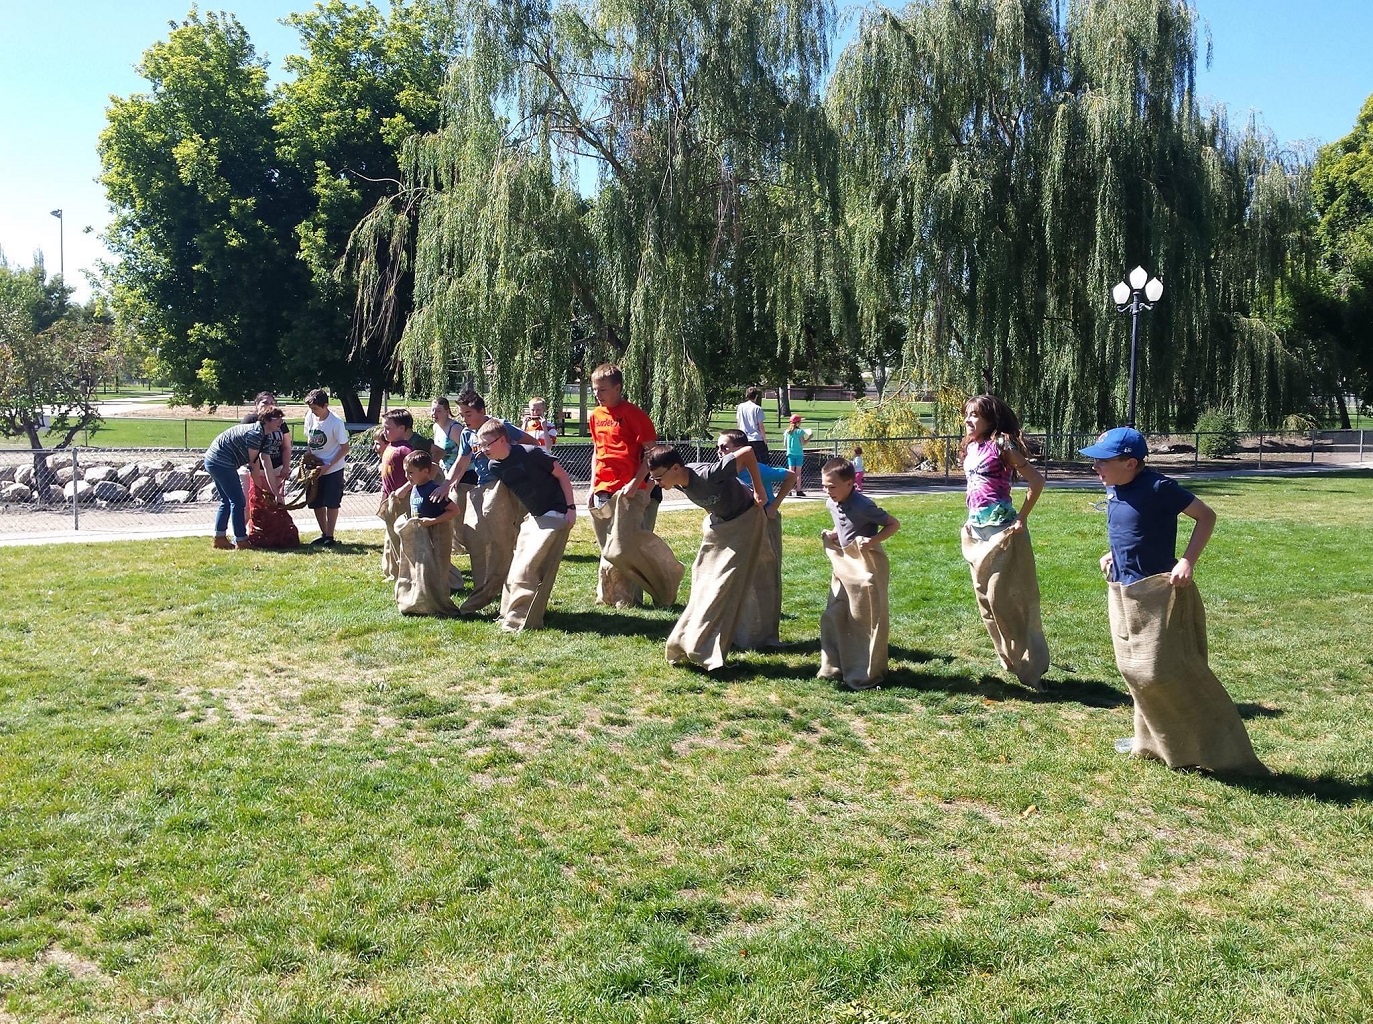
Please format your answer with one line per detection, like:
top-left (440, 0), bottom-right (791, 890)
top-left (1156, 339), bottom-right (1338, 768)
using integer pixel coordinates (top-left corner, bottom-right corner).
top-left (1361, 429), bottom-right (1366, 461)
top-left (1257, 435), bottom-right (1263, 469)
top-left (71, 448), bottom-right (80, 531)
top-left (1311, 430), bottom-right (1318, 465)
top-left (1194, 432), bottom-right (1199, 466)
top-left (184, 419), bottom-right (189, 449)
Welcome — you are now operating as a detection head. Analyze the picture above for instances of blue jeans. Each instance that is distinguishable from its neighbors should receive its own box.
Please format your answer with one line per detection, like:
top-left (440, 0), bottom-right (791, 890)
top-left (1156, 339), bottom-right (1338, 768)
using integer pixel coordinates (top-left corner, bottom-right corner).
top-left (206, 460), bottom-right (247, 540)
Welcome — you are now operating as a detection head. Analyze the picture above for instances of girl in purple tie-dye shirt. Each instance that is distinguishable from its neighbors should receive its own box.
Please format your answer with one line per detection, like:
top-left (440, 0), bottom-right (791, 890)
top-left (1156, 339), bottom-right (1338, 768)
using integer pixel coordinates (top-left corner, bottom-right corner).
top-left (960, 395), bottom-right (1044, 539)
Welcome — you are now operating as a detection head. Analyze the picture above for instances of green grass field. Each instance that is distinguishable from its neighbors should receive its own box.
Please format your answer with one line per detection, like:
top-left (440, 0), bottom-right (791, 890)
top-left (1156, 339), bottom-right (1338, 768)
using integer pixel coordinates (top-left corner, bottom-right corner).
top-left (2, 473), bottom-right (1370, 1021)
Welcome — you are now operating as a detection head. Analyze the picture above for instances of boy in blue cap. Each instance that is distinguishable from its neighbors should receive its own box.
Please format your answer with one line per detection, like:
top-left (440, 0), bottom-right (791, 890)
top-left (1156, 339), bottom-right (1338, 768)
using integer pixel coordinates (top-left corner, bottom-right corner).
top-left (1077, 427), bottom-right (1264, 774)
top-left (1078, 427), bottom-right (1215, 586)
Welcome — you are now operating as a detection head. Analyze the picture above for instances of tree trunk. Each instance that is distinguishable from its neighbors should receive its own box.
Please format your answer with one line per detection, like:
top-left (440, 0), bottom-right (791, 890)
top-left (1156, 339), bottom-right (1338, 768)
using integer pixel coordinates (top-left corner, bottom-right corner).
top-left (1336, 389), bottom-right (1352, 430)
top-left (365, 383), bottom-right (386, 424)
top-left (777, 380), bottom-right (791, 420)
top-left (337, 388), bottom-right (366, 424)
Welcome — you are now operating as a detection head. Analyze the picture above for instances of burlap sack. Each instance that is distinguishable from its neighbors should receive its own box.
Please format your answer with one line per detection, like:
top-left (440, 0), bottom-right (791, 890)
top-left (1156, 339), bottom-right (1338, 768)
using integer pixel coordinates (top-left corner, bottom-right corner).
top-left (666, 505), bottom-right (766, 670)
top-left (457, 481), bottom-right (522, 614)
top-left (589, 488), bottom-right (684, 608)
top-left (961, 523), bottom-right (1050, 689)
top-left (394, 517), bottom-right (461, 616)
top-left (244, 476), bottom-right (300, 549)
top-left (450, 483), bottom-right (470, 556)
top-left (733, 512), bottom-right (784, 649)
top-left (1107, 575), bottom-right (1267, 775)
top-left (500, 511), bottom-right (573, 631)
top-left (818, 539), bottom-right (890, 687)
top-left (377, 491), bottom-right (407, 581)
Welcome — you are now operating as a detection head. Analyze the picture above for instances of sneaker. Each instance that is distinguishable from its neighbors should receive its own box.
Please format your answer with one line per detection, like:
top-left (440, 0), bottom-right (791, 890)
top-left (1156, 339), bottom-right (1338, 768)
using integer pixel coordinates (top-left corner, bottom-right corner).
top-left (310, 535), bottom-right (332, 546)
top-left (212, 535), bottom-right (233, 550)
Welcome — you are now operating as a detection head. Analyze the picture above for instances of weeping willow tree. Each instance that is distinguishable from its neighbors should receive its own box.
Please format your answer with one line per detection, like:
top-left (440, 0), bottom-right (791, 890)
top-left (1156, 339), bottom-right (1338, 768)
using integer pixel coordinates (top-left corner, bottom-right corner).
top-left (829, 0), bottom-right (1311, 434)
top-left (348, 0), bottom-right (839, 435)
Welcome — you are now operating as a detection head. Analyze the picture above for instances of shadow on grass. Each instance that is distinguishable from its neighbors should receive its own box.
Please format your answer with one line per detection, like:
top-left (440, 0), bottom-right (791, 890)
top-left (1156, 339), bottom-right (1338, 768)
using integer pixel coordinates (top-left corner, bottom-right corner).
top-left (719, 643), bottom-right (1131, 708)
top-left (1235, 702), bottom-right (1285, 719)
top-left (545, 608), bottom-right (677, 641)
top-left (1220, 771), bottom-right (1373, 805)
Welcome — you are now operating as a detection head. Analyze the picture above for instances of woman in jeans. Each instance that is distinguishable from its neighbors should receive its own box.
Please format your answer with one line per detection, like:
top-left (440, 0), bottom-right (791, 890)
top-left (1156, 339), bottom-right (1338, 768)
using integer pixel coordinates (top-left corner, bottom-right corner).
top-left (204, 409), bottom-right (286, 549)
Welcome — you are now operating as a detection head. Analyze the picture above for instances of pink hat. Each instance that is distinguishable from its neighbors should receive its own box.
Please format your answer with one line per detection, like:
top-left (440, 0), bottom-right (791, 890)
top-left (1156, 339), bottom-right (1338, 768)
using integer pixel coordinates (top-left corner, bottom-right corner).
top-left (789, 414), bottom-right (803, 423)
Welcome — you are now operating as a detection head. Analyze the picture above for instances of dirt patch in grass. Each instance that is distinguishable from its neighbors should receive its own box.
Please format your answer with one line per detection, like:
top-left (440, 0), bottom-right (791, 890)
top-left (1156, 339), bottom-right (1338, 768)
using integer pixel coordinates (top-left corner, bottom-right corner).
top-left (0, 946), bottom-right (107, 982)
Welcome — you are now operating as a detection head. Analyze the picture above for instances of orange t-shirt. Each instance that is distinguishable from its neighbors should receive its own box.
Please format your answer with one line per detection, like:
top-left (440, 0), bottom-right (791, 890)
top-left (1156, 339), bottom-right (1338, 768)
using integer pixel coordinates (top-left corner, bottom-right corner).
top-left (589, 400), bottom-right (656, 494)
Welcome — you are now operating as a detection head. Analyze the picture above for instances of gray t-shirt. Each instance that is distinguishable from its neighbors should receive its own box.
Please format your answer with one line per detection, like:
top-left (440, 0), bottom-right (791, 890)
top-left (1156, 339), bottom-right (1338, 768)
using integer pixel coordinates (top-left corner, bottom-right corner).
top-left (827, 490), bottom-right (891, 547)
top-left (681, 458), bottom-right (755, 523)
top-left (206, 422), bottom-right (278, 469)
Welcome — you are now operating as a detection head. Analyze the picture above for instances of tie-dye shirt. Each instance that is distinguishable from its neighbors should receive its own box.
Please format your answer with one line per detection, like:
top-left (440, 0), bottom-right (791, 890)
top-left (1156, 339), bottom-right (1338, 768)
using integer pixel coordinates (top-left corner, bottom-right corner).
top-left (964, 438), bottom-right (1016, 525)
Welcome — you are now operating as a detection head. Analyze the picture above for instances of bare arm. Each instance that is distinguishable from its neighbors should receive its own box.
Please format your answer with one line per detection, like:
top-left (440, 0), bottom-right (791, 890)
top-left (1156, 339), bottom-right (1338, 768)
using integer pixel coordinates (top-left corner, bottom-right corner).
top-left (1002, 442), bottom-right (1045, 524)
top-left (860, 513), bottom-right (900, 549)
top-left (725, 446), bottom-right (767, 505)
top-left (1171, 498), bottom-right (1216, 586)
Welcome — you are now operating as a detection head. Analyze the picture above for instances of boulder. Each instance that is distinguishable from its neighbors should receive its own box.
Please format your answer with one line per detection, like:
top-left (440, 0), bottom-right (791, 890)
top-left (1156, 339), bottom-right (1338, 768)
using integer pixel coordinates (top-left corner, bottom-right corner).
top-left (161, 490), bottom-right (194, 505)
top-left (84, 465), bottom-right (117, 483)
top-left (115, 462), bottom-right (140, 485)
top-left (156, 470), bottom-right (194, 492)
top-left (129, 476), bottom-right (160, 501)
top-left (0, 482), bottom-right (32, 502)
top-left (42, 485), bottom-right (65, 504)
top-left (92, 481), bottom-right (129, 503)
top-left (0, 465), bottom-right (16, 484)
top-left (15, 465), bottom-right (35, 487)
top-left (55, 466), bottom-right (76, 485)
top-left (64, 480), bottom-right (95, 503)
top-left (192, 470), bottom-right (212, 490)
top-left (46, 453), bottom-right (66, 471)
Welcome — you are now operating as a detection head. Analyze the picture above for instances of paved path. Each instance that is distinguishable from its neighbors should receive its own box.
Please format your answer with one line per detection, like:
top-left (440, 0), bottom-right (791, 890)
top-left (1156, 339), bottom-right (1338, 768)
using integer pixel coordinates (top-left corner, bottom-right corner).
top-left (2, 463), bottom-right (1366, 548)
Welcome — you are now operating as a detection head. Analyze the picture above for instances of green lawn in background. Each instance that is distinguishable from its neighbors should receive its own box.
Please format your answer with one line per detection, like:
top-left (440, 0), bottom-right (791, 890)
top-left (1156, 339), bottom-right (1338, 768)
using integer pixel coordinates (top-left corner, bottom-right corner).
top-left (1, 473), bottom-right (1370, 1022)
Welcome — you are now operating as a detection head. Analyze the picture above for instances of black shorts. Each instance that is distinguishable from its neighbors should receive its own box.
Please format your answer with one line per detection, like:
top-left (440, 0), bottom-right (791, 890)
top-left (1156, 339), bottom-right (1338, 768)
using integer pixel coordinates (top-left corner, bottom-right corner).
top-left (309, 469), bottom-right (345, 509)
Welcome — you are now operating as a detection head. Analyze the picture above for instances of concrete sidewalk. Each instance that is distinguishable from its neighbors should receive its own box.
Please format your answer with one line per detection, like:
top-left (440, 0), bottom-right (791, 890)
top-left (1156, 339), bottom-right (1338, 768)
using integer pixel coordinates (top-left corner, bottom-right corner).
top-left (1, 463), bottom-right (1366, 547)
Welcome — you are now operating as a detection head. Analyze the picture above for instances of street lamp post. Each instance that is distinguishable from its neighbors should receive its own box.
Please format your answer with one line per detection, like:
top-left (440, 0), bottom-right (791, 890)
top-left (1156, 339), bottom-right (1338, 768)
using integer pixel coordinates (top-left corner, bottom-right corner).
top-left (49, 209), bottom-right (64, 283)
top-left (1111, 265), bottom-right (1164, 428)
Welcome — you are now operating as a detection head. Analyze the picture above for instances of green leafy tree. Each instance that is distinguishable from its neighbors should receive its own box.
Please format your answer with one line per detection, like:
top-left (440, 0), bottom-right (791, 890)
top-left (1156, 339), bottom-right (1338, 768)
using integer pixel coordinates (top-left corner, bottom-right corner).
top-left (1303, 94), bottom-right (1373, 425)
top-left (98, 8), bottom-right (308, 409)
top-left (827, 0), bottom-right (1310, 434)
top-left (0, 258), bottom-right (110, 451)
top-left (274, 0), bottom-right (457, 422)
top-left (351, 0), bottom-right (840, 435)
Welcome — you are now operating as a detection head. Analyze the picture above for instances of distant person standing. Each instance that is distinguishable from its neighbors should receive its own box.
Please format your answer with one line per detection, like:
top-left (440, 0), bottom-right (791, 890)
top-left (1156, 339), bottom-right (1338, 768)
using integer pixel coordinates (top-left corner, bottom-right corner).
top-left (522, 396), bottom-right (558, 451)
top-left (783, 414), bottom-right (812, 495)
top-left (735, 386), bottom-right (768, 461)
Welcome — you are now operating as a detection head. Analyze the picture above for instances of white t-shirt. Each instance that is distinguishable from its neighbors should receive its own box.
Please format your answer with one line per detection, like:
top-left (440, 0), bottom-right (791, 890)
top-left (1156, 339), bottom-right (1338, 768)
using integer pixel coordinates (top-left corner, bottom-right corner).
top-left (303, 410), bottom-right (350, 475)
top-left (736, 401), bottom-right (765, 442)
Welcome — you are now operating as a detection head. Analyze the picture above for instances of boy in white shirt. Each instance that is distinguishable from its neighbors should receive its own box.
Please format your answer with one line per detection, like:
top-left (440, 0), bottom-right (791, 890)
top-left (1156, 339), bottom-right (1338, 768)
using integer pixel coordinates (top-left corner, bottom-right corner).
top-left (303, 388), bottom-right (351, 546)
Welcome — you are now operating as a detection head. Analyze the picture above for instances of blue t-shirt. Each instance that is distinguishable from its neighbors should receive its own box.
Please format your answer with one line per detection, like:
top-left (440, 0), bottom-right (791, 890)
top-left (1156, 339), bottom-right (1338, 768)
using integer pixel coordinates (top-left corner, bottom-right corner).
top-left (410, 479), bottom-right (453, 519)
top-left (1105, 468), bottom-right (1196, 585)
top-left (737, 462), bottom-right (789, 502)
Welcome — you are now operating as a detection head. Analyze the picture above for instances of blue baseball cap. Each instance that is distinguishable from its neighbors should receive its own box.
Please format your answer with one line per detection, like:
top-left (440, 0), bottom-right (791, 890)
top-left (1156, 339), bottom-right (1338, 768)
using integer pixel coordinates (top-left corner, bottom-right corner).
top-left (1078, 427), bottom-right (1148, 460)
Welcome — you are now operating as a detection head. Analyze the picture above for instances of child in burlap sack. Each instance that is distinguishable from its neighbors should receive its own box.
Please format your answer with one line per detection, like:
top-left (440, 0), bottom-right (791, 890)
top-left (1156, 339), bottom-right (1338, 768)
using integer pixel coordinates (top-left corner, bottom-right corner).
top-left (959, 394), bottom-right (1049, 689)
top-left (1079, 427), bottom-right (1266, 775)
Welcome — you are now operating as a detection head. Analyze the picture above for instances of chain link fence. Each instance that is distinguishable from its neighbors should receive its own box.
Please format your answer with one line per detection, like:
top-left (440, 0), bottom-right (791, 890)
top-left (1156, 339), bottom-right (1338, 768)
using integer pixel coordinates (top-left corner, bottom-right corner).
top-left (2, 429), bottom-right (1368, 539)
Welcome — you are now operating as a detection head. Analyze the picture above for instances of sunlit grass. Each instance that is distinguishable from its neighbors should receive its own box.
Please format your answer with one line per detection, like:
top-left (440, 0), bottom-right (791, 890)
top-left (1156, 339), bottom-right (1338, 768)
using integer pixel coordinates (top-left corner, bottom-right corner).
top-left (1, 474), bottom-right (1370, 1021)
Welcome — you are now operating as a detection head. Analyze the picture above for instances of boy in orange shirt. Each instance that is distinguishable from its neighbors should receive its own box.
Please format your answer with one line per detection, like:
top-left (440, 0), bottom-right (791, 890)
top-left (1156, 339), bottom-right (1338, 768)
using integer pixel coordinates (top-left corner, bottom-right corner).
top-left (587, 363), bottom-right (683, 606)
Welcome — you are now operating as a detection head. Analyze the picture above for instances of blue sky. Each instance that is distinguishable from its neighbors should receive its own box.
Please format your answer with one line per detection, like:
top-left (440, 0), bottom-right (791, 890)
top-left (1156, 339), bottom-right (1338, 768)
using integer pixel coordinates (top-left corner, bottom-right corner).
top-left (1, 0), bottom-right (1370, 300)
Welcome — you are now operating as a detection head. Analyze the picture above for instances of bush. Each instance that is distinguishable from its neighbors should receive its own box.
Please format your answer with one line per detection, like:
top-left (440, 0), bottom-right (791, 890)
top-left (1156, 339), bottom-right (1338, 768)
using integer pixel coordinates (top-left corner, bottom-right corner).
top-left (1196, 407), bottom-right (1239, 458)
top-left (833, 398), bottom-right (929, 472)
